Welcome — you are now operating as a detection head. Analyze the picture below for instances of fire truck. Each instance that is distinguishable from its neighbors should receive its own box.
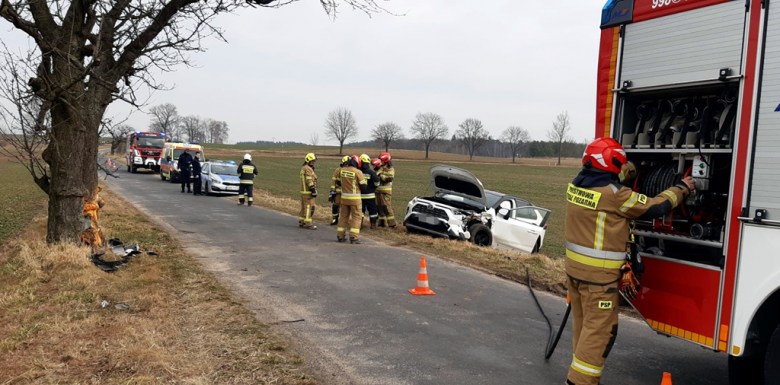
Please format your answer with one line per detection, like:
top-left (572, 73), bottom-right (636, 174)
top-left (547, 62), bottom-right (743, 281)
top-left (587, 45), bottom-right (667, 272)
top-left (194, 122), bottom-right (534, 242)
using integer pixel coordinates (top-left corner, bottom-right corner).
top-left (125, 131), bottom-right (166, 173)
top-left (598, 0), bottom-right (780, 382)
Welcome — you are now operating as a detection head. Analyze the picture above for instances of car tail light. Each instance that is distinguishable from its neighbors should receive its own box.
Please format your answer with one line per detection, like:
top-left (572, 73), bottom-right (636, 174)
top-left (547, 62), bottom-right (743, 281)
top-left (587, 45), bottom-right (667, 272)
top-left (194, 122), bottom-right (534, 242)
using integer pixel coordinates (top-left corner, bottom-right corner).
top-left (544, 224), bottom-right (548, 230)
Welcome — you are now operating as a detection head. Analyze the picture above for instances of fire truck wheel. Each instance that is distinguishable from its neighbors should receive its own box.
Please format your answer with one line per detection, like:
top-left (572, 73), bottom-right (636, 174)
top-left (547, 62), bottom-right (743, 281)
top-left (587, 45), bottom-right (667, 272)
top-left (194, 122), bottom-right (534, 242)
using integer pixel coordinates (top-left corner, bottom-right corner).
top-left (765, 323), bottom-right (780, 383)
top-left (130, 165), bottom-right (137, 173)
top-left (728, 353), bottom-right (764, 384)
top-left (126, 164), bottom-right (130, 173)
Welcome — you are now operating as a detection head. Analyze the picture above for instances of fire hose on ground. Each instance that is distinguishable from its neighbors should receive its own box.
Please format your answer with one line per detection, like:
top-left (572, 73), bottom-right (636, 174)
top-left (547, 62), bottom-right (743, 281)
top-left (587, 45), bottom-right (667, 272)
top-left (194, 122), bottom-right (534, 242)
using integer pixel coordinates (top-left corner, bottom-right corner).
top-left (526, 268), bottom-right (571, 359)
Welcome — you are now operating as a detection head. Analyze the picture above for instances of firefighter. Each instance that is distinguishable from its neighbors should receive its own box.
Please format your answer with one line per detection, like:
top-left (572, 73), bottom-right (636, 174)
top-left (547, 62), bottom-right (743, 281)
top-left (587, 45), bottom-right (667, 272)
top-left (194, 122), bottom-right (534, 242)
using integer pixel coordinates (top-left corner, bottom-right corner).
top-left (564, 138), bottom-right (694, 385)
top-left (375, 152), bottom-right (396, 228)
top-left (237, 153), bottom-right (258, 205)
top-left (330, 156), bottom-right (350, 226)
top-left (337, 155), bottom-right (367, 244)
top-left (299, 153), bottom-right (318, 230)
top-left (359, 154), bottom-right (380, 229)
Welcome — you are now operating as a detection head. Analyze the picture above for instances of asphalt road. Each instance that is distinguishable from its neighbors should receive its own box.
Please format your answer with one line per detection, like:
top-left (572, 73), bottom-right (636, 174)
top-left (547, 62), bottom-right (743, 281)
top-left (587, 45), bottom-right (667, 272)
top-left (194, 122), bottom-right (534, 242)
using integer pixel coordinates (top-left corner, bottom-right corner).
top-left (103, 164), bottom-right (728, 385)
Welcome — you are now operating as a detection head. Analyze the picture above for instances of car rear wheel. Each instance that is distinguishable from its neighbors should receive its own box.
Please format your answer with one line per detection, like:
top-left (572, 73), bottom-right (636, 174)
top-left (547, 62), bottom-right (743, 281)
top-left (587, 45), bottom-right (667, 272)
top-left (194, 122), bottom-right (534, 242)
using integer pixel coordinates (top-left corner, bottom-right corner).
top-left (468, 223), bottom-right (492, 247)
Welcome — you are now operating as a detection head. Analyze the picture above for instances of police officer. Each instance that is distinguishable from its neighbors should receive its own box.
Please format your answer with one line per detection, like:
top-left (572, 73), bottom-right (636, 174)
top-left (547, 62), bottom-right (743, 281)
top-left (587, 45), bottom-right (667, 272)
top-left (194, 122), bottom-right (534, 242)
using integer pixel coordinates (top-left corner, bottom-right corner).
top-left (564, 138), bottom-right (694, 385)
top-left (330, 156), bottom-right (349, 226)
top-left (237, 153), bottom-right (258, 206)
top-left (177, 148), bottom-right (194, 193)
top-left (375, 152), bottom-right (396, 228)
top-left (192, 151), bottom-right (203, 196)
top-left (299, 153), bottom-right (318, 230)
top-left (358, 154), bottom-right (380, 229)
top-left (337, 155), bottom-right (367, 244)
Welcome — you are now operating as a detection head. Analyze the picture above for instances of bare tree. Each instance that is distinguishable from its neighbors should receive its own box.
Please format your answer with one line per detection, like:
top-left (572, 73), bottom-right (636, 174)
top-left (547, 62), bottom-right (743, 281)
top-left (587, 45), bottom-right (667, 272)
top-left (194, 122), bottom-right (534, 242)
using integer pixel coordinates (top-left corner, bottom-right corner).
top-left (324, 107), bottom-right (358, 155)
top-left (105, 124), bottom-right (133, 155)
top-left (455, 118), bottom-right (490, 161)
top-left (206, 119), bottom-right (229, 144)
top-left (309, 132), bottom-right (320, 147)
top-left (372, 122), bottom-right (404, 152)
top-left (0, 0), bottom-right (390, 243)
top-left (149, 103), bottom-right (180, 139)
top-left (409, 112), bottom-right (448, 159)
top-left (180, 115), bottom-right (207, 143)
top-left (547, 111), bottom-right (572, 166)
top-left (500, 126), bottom-right (531, 163)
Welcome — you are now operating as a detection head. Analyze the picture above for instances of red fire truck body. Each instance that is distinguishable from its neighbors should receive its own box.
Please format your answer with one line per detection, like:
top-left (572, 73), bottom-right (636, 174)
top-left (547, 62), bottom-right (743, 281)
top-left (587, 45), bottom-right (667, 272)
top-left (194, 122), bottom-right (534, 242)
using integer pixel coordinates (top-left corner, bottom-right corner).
top-left (125, 131), bottom-right (166, 173)
top-left (598, 0), bottom-right (780, 381)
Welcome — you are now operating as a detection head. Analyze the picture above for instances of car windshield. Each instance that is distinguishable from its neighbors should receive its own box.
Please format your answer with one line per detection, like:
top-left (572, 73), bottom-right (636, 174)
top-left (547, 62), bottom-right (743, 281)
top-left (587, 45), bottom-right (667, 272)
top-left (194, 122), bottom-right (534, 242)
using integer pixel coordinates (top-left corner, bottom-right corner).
top-left (486, 191), bottom-right (502, 208)
top-left (211, 164), bottom-right (237, 175)
top-left (442, 194), bottom-right (485, 209)
top-left (138, 136), bottom-right (164, 149)
top-left (173, 149), bottom-right (201, 158)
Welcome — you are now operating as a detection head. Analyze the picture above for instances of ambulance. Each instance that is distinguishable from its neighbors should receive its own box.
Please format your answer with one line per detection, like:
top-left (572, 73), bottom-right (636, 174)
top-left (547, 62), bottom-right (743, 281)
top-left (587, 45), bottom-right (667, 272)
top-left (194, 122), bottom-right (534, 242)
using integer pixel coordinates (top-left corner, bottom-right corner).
top-left (598, 0), bottom-right (780, 382)
top-left (159, 142), bottom-right (205, 183)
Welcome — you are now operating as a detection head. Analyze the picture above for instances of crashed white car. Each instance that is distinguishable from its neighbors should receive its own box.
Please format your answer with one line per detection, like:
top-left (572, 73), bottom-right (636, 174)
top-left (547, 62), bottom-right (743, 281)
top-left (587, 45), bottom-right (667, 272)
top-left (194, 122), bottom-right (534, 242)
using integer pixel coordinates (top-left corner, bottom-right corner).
top-left (403, 165), bottom-right (551, 254)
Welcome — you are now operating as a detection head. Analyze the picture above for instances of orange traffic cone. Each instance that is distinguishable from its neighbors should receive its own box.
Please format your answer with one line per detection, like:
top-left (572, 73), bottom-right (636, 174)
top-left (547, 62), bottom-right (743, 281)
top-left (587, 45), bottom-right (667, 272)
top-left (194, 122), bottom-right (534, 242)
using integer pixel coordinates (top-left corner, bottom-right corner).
top-left (107, 158), bottom-right (113, 168)
top-left (661, 372), bottom-right (672, 385)
top-left (409, 256), bottom-right (436, 296)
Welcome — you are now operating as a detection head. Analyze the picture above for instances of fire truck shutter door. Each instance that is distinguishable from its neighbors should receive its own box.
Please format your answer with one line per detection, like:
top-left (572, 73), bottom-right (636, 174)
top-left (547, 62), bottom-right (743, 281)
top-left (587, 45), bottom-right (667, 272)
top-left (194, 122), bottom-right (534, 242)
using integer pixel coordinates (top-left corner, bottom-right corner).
top-left (749, 3), bottom-right (780, 220)
top-left (621, 1), bottom-right (745, 89)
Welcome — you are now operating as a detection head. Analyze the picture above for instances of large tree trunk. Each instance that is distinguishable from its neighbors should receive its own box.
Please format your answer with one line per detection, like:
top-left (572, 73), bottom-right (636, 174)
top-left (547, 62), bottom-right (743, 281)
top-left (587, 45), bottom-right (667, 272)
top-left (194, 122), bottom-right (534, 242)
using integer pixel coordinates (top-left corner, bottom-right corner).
top-left (557, 141), bottom-right (563, 166)
top-left (385, 142), bottom-right (389, 152)
top-left (43, 100), bottom-right (103, 243)
top-left (425, 145), bottom-right (429, 159)
top-left (339, 142), bottom-right (344, 155)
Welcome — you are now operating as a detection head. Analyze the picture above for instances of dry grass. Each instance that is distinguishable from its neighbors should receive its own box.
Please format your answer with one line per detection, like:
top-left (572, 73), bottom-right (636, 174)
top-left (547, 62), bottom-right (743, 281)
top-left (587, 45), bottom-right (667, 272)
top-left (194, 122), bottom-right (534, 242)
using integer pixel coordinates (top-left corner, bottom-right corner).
top-left (228, 189), bottom-right (567, 294)
top-left (0, 187), bottom-right (315, 384)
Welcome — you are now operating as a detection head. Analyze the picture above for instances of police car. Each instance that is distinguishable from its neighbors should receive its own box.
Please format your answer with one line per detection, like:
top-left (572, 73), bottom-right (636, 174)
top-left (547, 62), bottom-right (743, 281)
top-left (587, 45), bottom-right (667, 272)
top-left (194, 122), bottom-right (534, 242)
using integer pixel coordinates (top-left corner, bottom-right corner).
top-left (201, 160), bottom-right (241, 195)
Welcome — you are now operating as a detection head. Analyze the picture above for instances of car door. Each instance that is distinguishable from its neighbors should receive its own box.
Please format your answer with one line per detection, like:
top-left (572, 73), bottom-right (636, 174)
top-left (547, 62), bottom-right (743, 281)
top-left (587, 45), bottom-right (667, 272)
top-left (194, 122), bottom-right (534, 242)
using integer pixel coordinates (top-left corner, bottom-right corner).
top-left (491, 199), bottom-right (517, 250)
top-left (492, 203), bottom-right (551, 253)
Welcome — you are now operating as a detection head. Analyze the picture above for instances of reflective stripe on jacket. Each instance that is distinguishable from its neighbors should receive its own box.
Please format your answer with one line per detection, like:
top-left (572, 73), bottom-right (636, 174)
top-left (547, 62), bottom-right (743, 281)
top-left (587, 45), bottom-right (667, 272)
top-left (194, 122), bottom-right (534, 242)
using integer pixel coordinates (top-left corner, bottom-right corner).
top-left (331, 167), bottom-right (342, 194)
top-left (377, 165), bottom-right (394, 193)
top-left (338, 166), bottom-right (367, 206)
top-left (565, 167), bottom-right (689, 284)
top-left (300, 164), bottom-right (317, 195)
top-left (238, 161), bottom-right (258, 184)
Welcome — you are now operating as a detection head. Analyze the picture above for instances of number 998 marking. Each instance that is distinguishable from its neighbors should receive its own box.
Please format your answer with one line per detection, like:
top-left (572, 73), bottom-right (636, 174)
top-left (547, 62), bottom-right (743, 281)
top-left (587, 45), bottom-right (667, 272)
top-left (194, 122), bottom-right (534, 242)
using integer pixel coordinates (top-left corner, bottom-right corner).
top-left (652, 0), bottom-right (681, 9)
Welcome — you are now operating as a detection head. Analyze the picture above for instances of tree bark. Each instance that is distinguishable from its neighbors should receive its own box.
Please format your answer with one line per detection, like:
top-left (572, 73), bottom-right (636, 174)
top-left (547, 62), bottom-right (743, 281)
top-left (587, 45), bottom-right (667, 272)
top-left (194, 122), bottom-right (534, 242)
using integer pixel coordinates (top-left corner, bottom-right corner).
top-left (339, 141), bottom-right (344, 155)
top-left (425, 145), bottom-right (429, 159)
top-left (385, 142), bottom-right (389, 152)
top-left (557, 141), bottom-right (563, 166)
top-left (44, 99), bottom-right (103, 243)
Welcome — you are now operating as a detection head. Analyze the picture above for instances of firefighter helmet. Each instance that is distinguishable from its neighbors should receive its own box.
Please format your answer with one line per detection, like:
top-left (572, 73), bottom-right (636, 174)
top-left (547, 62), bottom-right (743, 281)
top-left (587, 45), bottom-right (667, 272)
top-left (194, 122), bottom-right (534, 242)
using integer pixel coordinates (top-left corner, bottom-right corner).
top-left (379, 152), bottom-right (391, 163)
top-left (371, 158), bottom-right (382, 168)
top-left (582, 137), bottom-right (626, 174)
top-left (341, 155), bottom-right (350, 166)
top-left (352, 155), bottom-right (362, 169)
top-left (359, 154), bottom-right (371, 165)
top-left (304, 153), bottom-right (317, 163)
top-left (244, 153), bottom-right (252, 161)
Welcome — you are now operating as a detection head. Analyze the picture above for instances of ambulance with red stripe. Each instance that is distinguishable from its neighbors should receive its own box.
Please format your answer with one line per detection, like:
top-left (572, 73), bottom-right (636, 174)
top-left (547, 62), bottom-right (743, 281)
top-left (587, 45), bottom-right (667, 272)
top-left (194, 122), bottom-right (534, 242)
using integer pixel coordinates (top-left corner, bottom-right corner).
top-left (599, 0), bottom-right (780, 382)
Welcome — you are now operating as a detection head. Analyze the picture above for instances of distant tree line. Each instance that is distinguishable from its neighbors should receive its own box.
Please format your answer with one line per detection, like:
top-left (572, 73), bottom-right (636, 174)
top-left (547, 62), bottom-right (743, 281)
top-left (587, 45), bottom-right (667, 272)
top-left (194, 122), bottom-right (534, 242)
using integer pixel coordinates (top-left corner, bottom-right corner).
top-left (147, 103), bottom-right (230, 144)
top-left (345, 138), bottom-right (585, 160)
top-left (237, 140), bottom-right (307, 146)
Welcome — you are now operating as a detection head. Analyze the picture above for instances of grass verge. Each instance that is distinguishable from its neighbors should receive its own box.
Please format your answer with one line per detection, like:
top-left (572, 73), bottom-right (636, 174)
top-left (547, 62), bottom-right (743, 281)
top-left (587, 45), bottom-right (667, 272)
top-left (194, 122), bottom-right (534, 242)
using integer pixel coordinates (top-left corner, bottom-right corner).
top-left (0, 161), bottom-right (48, 244)
top-left (229, 188), bottom-right (567, 294)
top-left (0, 186), bottom-right (315, 384)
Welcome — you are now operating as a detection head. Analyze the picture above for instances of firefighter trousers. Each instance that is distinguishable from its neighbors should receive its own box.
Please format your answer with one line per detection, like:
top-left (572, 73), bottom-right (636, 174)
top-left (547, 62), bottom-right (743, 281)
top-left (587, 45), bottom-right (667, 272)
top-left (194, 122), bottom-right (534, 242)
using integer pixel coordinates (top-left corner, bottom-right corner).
top-left (331, 194), bottom-right (341, 225)
top-left (376, 193), bottom-right (395, 227)
top-left (362, 198), bottom-right (378, 227)
top-left (567, 276), bottom-right (619, 385)
top-left (299, 195), bottom-right (316, 227)
top-left (337, 204), bottom-right (362, 240)
top-left (238, 184), bottom-right (253, 205)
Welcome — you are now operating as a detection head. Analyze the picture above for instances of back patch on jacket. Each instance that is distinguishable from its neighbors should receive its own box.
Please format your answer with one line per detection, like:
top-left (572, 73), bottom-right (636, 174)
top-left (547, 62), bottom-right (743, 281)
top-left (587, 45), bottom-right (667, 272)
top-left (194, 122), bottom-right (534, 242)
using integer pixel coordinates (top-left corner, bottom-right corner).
top-left (340, 170), bottom-right (355, 178)
top-left (567, 183), bottom-right (602, 210)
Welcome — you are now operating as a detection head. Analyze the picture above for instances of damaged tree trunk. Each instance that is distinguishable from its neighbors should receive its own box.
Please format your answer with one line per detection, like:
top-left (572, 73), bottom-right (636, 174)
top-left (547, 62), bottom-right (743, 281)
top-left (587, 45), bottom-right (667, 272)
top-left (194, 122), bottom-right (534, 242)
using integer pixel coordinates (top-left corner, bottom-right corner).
top-left (43, 99), bottom-right (105, 243)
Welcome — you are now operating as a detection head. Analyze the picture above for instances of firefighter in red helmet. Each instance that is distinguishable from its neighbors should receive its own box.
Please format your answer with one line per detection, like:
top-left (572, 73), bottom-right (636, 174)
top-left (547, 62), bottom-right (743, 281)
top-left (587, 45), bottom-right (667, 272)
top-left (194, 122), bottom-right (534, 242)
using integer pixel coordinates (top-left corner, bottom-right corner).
top-left (375, 152), bottom-right (396, 227)
top-left (564, 138), bottom-right (694, 385)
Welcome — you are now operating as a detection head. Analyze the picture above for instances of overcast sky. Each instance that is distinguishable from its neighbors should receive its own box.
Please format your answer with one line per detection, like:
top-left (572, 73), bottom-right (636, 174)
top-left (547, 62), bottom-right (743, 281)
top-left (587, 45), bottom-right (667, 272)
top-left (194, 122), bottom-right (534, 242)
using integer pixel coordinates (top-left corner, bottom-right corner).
top-left (5, 0), bottom-right (608, 144)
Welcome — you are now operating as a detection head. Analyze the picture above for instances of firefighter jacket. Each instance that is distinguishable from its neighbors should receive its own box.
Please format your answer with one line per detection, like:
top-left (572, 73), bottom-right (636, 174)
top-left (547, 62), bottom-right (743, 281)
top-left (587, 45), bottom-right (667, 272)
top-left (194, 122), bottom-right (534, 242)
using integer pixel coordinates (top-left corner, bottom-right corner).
top-left (377, 163), bottom-right (395, 194)
top-left (338, 166), bottom-right (367, 206)
top-left (331, 167), bottom-right (342, 194)
top-left (300, 164), bottom-right (317, 195)
top-left (360, 165), bottom-right (380, 199)
top-left (237, 160), bottom-right (258, 184)
top-left (565, 166), bottom-right (690, 284)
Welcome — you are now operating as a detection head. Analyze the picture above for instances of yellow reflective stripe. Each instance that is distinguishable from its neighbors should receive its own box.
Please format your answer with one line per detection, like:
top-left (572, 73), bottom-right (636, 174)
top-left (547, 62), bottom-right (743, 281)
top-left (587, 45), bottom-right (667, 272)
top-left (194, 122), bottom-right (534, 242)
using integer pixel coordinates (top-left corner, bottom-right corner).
top-left (248, 197), bottom-right (253, 201)
top-left (361, 194), bottom-right (376, 199)
top-left (349, 228), bottom-right (360, 234)
top-left (618, 170), bottom-right (625, 182)
top-left (387, 216), bottom-right (395, 220)
top-left (306, 205), bottom-right (311, 221)
top-left (594, 212), bottom-right (606, 250)
top-left (662, 190), bottom-right (678, 206)
top-left (301, 191), bottom-right (312, 195)
top-left (566, 249), bottom-right (624, 269)
top-left (571, 355), bottom-right (603, 377)
top-left (240, 181), bottom-right (254, 184)
top-left (337, 227), bottom-right (346, 232)
top-left (619, 192), bottom-right (638, 213)
top-left (359, 180), bottom-right (367, 185)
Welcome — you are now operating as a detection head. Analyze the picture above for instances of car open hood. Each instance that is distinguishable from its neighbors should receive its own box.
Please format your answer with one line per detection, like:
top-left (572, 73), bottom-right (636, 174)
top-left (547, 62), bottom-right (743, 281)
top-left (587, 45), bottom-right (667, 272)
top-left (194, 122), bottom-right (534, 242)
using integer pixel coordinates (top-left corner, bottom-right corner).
top-left (428, 165), bottom-right (488, 208)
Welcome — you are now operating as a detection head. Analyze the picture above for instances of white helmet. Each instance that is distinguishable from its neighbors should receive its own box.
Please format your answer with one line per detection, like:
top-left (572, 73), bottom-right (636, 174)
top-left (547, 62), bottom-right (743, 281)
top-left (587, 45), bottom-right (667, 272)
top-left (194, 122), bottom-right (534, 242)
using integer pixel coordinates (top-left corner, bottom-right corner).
top-left (244, 153), bottom-right (252, 161)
